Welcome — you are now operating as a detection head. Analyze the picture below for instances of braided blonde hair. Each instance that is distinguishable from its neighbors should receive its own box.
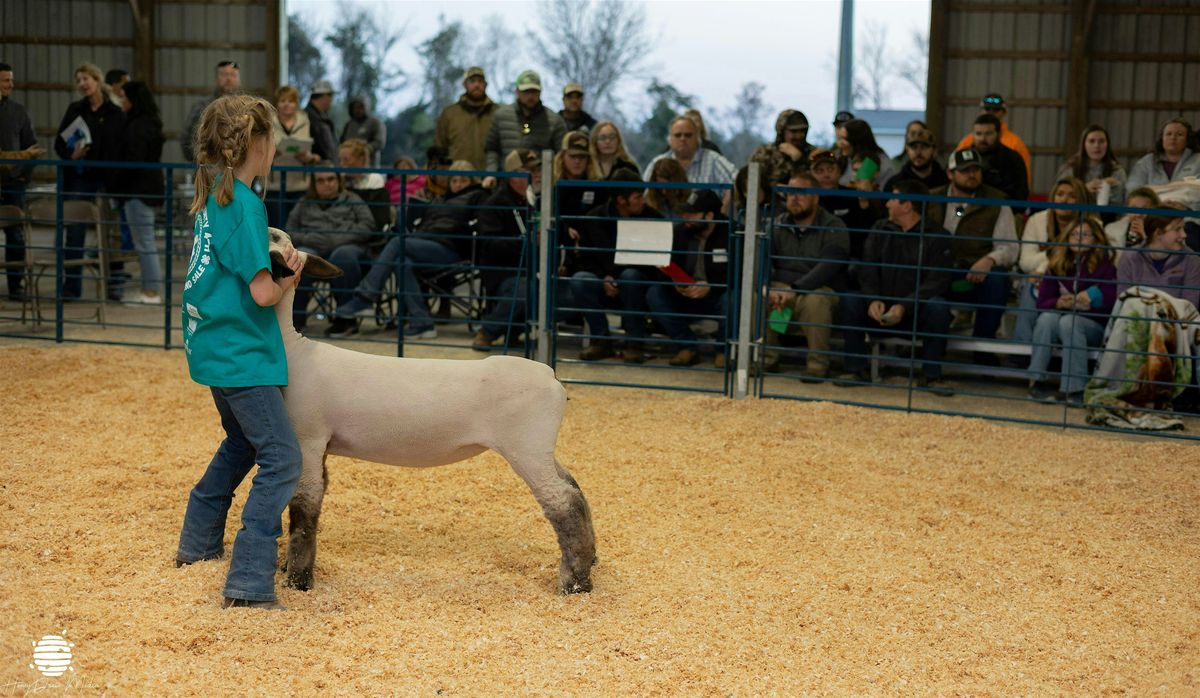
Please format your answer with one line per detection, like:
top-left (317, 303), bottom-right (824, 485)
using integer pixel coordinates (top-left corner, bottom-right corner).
top-left (189, 94), bottom-right (277, 214)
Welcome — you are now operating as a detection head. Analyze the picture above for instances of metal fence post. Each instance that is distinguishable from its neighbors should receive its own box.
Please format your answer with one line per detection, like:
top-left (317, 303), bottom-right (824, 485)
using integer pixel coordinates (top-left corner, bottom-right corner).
top-left (536, 149), bottom-right (553, 365)
top-left (733, 163), bottom-right (761, 399)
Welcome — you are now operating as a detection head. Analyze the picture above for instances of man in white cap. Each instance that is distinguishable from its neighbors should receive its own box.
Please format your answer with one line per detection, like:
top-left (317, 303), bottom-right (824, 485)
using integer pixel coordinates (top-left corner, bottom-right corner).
top-left (305, 80), bottom-right (338, 164)
top-left (434, 66), bottom-right (498, 170)
top-left (483, 69), bottom-right (566, 184)
top-left (559, 82), bottom-right (596, 134)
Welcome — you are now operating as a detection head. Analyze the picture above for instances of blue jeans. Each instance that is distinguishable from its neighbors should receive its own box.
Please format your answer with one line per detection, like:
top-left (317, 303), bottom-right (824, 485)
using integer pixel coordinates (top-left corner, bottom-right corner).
top-left (177, 386), bottom-right (302, 602)
top-left (1028, 312), bottom-right (1105, 394)
top-left (842, 294), bottom-right (953, 379)
top-left (122, 198), bottom-right (163, 294)
top-left (645, 284), bottom-right (727, 351)
top-left (567, 268), bottom-right (651, 341)
top-left (293, 243), bottom-right (368, 327)
top-left (1, 187), bottom-right (26, 296)
top-left (358, 234), bottom-right (463, 327)
top-left (945, 268), bottom-right (1010, 339)
top-left (1012, 278), bottom-right (1038, 343)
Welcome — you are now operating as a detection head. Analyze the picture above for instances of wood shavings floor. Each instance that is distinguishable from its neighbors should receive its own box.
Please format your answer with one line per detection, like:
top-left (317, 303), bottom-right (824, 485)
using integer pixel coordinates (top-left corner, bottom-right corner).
top-left (1, 345), bottom-right (1197, 695)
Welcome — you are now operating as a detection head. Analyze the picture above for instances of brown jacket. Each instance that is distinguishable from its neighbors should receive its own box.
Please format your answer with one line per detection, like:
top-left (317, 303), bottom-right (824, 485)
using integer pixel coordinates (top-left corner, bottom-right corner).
top-left (434, 94), bottom-right (497, 170)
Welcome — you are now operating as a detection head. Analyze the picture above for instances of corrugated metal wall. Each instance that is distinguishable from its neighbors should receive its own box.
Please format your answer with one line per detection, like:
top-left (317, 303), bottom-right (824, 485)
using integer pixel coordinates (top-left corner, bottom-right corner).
top-left (0, 0), bottom-right (280, 167)
top-left (928, 0), bottom-right (1200, 195)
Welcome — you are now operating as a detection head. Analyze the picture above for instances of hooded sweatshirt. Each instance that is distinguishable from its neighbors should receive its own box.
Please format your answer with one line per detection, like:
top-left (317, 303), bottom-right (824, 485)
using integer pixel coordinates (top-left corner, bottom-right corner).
top-left (340, 96), bottom-right (387, 164)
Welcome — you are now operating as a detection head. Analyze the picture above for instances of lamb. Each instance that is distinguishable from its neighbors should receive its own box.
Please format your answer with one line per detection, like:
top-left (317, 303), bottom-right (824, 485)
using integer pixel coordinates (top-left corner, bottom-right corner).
top-left (266, 228), bottom-right (596, 594)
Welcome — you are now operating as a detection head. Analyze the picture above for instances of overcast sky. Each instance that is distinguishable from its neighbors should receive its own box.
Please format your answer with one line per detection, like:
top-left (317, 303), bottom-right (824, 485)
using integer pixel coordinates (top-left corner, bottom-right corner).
top-left (288, 0), bottom-right (931, 140)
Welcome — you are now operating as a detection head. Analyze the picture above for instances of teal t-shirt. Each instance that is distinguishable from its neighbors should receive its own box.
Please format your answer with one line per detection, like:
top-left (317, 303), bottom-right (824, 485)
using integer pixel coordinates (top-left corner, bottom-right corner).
top-left (182, 178), bottom-right (288, 387)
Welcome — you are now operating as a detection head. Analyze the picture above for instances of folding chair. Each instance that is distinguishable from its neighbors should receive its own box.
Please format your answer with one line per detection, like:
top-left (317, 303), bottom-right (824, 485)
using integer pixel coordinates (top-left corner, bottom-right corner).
top-left (27, 197), bottom-right (111, 326)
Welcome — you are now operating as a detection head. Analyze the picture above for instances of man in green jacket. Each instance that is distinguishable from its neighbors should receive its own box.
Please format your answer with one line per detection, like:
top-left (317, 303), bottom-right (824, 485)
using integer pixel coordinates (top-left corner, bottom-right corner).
top-left (434, 66), bottom-right (497, 171)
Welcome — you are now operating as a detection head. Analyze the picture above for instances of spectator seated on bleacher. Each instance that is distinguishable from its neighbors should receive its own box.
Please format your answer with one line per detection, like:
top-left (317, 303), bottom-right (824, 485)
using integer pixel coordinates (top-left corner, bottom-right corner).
top-left (764, 171), bottom-right (850, 380)
top-left (646, 158), bottom-right (688, 220)
top-left (1104, 187), bottom-right (1161, 249)
top-left (1025, 217), bottom-right (1117, 404)
top-left (927, 149), bottom-right (1019, 360)
top-left (339, 138), bottom-right (393, 235)
top-left (331, 159), bottom-right (488, 339)
top-left (643, 115), bottom-right (736, 186)
top-left (835, 118), bottom-right (895, 191)
top-left (1014, 177), bottom-right (1097, 343)
top-left (285, 166), bottom-right (377, 332)
top-left (882, 127), bottom-right (948, 194)
top-left (1126, 118), bottom-right (1200, 192)
top-left (1055, 124), bottom-right (1127, 218)
top-left (570, 169), bottom-right (664, 364)
top-left (970, 113), bottom-right (1029, 202)
top-left (588, 121), bottom-right (640, 181)
top-left (645, 189), bottom-right (730, 368)
top-left (808, 148), bottom-right (883, 262)
top-left (472, 149), bottom-right (540, 351)
top-left (1116, 215), bottom-right (1200, 308)
top-left (836, 180), bottom-right (955, 395)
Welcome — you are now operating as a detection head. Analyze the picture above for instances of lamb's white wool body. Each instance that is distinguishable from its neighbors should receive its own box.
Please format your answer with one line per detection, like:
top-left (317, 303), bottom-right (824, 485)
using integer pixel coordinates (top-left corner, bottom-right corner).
top-left (268, 230), bottom-right (595, 594)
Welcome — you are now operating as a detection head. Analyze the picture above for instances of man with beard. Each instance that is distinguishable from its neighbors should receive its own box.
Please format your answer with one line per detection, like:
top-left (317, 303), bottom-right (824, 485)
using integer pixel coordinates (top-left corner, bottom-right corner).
top-left (883, 127), bottom-right (948, 192)
top-left (435, 66), bottom-right (498, 170)
top-left (971, 113), bottom-right (1028, 202)
top-left (836, 179), bottom-right (956, 395)
top-left (808, 148), bottom-right (883, 261)
top-left (765, 171), bottom-right (850, 379)
top-left (483, 70), bottom-right (567, 185)
top-left (927, 149), bottom-right (1019, 350)
top-left (181, 60), bottom-right (240, 162)
top-left (559, 82), bottom-right (597, 133)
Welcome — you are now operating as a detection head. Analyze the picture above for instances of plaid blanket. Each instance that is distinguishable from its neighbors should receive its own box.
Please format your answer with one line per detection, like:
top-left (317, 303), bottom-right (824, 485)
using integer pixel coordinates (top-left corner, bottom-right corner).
top-left (1085, 286), bottom-right (1199, 431)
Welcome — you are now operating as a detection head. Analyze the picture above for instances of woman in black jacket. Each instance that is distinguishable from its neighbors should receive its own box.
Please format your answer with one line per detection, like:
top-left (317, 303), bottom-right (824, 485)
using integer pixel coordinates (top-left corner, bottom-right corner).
top-left (114, 81), bottom-right (165, 303)
top-left (53, 62), bottom-right (125, 299)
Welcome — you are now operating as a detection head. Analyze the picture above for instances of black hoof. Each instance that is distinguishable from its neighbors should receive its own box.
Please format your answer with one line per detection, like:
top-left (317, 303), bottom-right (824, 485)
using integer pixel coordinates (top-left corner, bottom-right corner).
top-left (285, 570), bottom-right (313, 591)
top-left (560, 577), bottom-right (593, 594)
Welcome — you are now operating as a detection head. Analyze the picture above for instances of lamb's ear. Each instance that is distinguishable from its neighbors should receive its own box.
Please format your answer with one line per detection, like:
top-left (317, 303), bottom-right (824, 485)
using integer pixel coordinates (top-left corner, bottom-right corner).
top-left (298, 251), bottom-right (344, 280)
top-left (269, 250), bottom-right (295, 279)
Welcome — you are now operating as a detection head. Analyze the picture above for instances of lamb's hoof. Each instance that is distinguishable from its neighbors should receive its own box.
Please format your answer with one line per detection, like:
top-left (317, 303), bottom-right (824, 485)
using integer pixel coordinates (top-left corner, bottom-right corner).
top-left (285, 569), bottom-right (313, 591)
top-left (560, 576), bottom-right (593, 594)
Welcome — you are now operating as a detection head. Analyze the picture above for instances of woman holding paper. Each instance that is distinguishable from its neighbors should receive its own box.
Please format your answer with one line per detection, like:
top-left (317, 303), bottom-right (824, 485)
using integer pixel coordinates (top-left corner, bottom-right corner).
top-left (267, 85), bottom-right (316, 229)
top-left (53, 62), bottom-right (125, 300)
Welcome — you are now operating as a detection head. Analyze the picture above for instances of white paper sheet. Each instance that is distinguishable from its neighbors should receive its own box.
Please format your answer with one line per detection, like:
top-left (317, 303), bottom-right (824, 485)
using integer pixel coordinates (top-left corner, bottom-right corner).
top-left (613, 219), bottom-right (674, 267)
top-left (59, 116), bottom-right (92, 147)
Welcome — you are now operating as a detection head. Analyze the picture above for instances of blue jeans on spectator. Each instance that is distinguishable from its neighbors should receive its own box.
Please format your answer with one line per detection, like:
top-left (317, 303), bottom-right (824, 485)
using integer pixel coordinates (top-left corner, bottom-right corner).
top-left (1028, 311), bottom-right (1104, 394)
top-left (356, 234), bottom-right (463, 329)
top-left (61, 186), bottom-right (103, 299)
top-left (293, 243), bottom-right (368, 328)
top-left (841, 294), bottom-right (953, 379)
top-left (1, 186), bottom-right (26, 297)
top-left (480, 273), bottom-right (527, 339)
top-left (122, 197), bottom-right (162, 294)
top-left (645, 284), bottom-right (727, 352)
top-left (568, 268), bottom-right (651, 342)
top-left (1012, 278), bottom-right (1038, 343)
top-left (177, 386), bottom-right (302, 602)
top-left (945, 268), bottom-right (1009, 339)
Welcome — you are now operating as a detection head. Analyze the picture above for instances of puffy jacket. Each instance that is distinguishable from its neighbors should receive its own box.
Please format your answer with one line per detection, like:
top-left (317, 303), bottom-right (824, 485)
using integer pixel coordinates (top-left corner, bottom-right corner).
top-left (435, 95), bottom-right (498, 170)
top-left (484, 102), bottom-right (567, 172)
top-left (408, 183), bottom-right (489, 257)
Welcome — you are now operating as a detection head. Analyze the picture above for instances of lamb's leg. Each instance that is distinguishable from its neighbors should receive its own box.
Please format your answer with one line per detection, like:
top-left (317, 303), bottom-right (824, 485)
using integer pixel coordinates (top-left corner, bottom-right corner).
top-left (284, 449), bottom-right (328, 591)
top-left (506, 452), bottom-right (596, 594)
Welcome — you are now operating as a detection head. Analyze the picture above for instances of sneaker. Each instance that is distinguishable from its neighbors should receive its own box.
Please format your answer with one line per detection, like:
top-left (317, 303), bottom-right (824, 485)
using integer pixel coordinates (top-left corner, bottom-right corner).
top-left (136, 291), bottom-right (163, 304)
top-left (580, 339), bottom-right (615, 361)
top-left (918, 376), bottom-right (955, 397)
top-left (325, 316), bottom-right (360, 338)
top-left (405, 324), bottom-right (437, 340)
top-left (335, 295), bottom-right (373, 319)
top-left (622, 347), bottom-right (644, 364)
top-left (667, 349), bottom-right (700, 366)
top-left (1028, 382), bottom-right (1058, 402)
top-left (222, 597), bottom-right (286, 611)
top-left (472, 329), bottom-right (497, 352)
top-left (833, 370), bottom-right (869, 387)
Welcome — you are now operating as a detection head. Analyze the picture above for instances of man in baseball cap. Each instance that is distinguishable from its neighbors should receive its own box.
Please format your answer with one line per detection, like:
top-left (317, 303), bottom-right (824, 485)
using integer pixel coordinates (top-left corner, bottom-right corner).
top-left (305, 79), bottom-right (339, 163)
top-left (953, 92), bottom-right (1031, 182)
top-left (433, 65), bottom-right (497, 170)
top-left (559, 81), bottom-right (597, 133)
top-left (883, 127), bottom-right (948, 192)
top-left (482, 69), bottom-right (567, 181)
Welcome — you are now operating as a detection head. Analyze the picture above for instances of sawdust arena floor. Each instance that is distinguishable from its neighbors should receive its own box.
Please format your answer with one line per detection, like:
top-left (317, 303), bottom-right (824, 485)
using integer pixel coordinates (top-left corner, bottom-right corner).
top-left (1, 344), bottom-right (1197, 695)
